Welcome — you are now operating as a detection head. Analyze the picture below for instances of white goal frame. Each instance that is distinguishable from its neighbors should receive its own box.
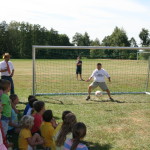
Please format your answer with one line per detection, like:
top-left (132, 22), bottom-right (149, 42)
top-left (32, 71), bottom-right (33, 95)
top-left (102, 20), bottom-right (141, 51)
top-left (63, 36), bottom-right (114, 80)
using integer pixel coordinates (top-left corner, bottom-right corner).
top-left (32, 46), bottom-right (150, 96)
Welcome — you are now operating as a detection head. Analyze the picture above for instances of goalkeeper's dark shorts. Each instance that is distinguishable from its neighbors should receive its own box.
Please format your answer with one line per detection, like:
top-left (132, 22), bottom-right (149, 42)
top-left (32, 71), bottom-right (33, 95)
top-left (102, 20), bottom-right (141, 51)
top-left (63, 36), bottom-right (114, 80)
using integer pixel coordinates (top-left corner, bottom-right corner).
top-left (76, 68), bottom-right (82, 74)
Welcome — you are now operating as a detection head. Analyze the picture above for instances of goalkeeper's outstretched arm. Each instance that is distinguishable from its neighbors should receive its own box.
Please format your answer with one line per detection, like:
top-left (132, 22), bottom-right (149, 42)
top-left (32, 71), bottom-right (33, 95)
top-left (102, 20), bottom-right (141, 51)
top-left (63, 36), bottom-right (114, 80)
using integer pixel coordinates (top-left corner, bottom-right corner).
top-left (85, 77), bottom-right (92, 82)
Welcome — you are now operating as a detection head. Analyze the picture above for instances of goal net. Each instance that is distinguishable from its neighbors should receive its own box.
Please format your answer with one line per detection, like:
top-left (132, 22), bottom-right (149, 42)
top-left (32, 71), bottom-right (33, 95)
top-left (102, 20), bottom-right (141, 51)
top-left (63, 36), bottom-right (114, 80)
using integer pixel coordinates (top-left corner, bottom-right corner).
top-left (32, 46), bottom-right (150, 96)
top-left (137, 50), bottom-right (150, 60)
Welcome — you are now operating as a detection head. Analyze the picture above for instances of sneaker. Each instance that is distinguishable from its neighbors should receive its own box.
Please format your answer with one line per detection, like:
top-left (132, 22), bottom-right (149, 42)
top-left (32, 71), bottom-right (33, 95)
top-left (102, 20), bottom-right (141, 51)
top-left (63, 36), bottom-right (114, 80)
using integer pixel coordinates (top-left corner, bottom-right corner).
top-left (86, 96), bottom-right (90, 101)
top-left (110, 97), bottom-right (115, 102)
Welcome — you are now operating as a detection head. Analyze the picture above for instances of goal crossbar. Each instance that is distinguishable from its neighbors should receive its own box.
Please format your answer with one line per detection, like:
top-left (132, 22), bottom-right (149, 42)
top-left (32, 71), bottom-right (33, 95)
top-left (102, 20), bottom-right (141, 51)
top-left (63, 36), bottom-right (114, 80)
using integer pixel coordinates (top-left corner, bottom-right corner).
top-left (33, 45), bottom-right (150, 50)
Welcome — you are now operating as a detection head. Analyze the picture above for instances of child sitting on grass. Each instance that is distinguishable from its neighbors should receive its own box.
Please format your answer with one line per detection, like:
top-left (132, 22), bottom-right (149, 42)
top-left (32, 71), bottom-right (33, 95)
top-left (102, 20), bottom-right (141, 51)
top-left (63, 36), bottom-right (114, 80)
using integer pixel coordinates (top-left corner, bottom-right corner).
top-left (31, 101), bottom-right (45, 135)
top-left (0, 80), bottom-right (13, 149)
top-left (8, 94), bottom-right (20, 134)
top-left (55, 113), bottom-right (77, 150)
top-left (64, 122), bottom-right (88, 150)
top-left (40, 110), bottom-right (57, 150)
top-left (0, 79), bottom-right (4, 99)
top-left (1, 80), bottom-right (11, 136)
top-left (18, 115), bottom-right (44, 150)
top-left (0, 102), bottom-right (7, 150)
top-left (23, 95), bottom-right (35, 116)
top-left (55, 110), bottom-right (71, 136)
top-left (26, 98), bottom-right (38, 116)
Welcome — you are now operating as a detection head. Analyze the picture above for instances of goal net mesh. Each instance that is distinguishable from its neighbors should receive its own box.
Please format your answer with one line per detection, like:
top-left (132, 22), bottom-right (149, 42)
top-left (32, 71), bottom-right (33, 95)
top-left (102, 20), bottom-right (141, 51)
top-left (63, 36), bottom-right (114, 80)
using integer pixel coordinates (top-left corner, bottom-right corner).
top-left (33, 47), bottom-right (150, 95)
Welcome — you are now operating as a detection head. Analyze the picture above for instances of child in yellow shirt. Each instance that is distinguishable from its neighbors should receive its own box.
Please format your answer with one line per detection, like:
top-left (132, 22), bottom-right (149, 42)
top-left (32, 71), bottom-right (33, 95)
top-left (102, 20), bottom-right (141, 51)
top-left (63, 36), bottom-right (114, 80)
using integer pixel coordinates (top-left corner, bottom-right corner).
top-left (40, 110), bottom-right (57, 150)
top-left (18, 115), bottom-right (44, 150)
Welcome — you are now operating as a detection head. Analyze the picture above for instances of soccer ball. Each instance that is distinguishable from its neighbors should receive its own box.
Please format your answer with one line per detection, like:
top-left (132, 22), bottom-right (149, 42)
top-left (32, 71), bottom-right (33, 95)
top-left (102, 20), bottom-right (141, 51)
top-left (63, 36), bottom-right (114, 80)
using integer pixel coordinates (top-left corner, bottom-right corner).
top-left (95, 91), bottom-right (102, 97)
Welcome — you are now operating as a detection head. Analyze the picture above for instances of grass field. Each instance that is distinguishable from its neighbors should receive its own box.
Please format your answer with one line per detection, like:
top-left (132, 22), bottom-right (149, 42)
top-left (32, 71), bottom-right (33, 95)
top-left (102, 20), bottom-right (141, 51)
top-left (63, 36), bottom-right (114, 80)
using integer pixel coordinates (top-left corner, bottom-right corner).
top-left (3, 59), bottom-right (150, 150)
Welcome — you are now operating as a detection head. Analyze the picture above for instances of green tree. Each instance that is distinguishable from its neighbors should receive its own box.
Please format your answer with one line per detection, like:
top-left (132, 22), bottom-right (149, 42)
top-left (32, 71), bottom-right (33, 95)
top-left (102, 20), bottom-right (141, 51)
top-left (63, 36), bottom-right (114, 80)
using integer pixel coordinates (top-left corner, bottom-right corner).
top-left (129, 37), bottom-right (138, 47)
top-left (101, 27), bottom-right (130, 59)
top-left (72, 32), bottom-right (90, 57)
top-left (128, 37), bottom-right (138, 60)
top-left (139, 28), bottom-right (150, 46)
top-left (110, 27), bottom-right (130, 46)
top-left (102, 36), bottom-right (113, 58)
top-left (72, 32), bottom-right (83, 46)
top-left (7, 21), bottom-right (22, 58)
top-left (0, 21), bottom-right (9, 56)
top-left (83, 32), bottom-right (90, 46)
top-left (90, 38), bottom-right (104, 58)
top-left (139, 29), bottom-right (150, 60)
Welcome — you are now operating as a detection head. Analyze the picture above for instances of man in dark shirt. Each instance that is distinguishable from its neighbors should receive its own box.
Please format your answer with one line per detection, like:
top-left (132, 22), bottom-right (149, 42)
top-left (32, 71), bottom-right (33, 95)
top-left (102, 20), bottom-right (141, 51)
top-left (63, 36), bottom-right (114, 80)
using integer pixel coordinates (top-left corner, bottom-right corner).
top-left (76, 57), bottom-right (84, 81)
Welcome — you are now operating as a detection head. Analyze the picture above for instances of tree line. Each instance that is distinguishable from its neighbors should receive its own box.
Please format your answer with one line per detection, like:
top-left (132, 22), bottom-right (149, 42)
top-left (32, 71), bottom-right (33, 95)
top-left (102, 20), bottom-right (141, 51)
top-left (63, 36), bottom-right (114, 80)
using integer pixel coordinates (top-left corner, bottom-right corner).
top-left (0, 21), bottom-right (150, 59)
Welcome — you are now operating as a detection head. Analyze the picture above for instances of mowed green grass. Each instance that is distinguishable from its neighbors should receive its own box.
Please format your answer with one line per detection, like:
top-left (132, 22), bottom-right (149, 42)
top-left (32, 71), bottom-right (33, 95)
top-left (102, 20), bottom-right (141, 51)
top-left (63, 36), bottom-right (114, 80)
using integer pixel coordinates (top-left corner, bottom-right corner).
top-left (4, 59), bottom-right (150, 150)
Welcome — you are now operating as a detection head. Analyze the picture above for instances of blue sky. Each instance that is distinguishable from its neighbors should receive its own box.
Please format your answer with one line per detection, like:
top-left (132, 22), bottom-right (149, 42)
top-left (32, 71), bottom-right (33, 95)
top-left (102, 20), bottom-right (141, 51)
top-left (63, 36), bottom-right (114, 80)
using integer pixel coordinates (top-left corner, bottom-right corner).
top-left (0, 0), bottom-right (150, 45)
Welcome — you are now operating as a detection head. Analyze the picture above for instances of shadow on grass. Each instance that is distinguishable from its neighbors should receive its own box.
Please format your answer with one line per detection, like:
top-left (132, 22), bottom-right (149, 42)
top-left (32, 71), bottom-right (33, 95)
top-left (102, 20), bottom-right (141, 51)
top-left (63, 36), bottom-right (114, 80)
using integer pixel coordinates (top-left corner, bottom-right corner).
top-left (19, 98), bottom-right (150, 107)
top-left (90, 99), bottom-right (125, 103)
top-left (90, 99), bottom-right (150, 104)
top-left (83, 141), bottom-right (112, 150)
top-left (19, 98), bottom-right (64, 105)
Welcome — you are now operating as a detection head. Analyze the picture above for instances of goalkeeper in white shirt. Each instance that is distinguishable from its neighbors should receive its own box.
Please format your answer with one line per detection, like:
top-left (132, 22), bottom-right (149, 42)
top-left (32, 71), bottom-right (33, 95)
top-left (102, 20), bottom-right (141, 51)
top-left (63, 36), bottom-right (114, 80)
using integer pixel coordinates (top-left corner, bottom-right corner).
top-left (85, 63), bottom-right (114, 101)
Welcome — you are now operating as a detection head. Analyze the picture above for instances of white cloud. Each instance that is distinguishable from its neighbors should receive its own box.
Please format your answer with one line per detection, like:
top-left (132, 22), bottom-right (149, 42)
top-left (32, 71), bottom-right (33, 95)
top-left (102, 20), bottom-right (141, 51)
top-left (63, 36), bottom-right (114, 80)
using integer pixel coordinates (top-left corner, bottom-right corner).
top-left (0, 0), bottom-right (150, 44)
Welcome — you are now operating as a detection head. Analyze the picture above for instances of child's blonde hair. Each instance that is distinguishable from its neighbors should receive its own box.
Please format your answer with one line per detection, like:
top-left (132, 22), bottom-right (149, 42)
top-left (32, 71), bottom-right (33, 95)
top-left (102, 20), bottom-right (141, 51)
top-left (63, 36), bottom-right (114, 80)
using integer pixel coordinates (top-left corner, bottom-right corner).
top-left (20, 115), bottom-right (34, 129)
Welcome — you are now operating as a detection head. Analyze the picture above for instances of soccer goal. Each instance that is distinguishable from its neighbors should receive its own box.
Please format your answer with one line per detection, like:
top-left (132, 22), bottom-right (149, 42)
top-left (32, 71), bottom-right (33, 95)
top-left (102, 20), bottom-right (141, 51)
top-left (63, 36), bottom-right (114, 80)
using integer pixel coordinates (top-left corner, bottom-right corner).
top-left (32, 46), bottom-right (150, 96)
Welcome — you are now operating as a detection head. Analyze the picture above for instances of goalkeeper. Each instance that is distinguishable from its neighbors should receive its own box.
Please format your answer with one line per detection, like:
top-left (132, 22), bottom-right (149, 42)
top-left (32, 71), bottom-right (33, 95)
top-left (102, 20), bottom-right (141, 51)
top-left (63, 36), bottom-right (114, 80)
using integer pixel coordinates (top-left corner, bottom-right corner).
top-left (85, 63), bottom-right (114, 101)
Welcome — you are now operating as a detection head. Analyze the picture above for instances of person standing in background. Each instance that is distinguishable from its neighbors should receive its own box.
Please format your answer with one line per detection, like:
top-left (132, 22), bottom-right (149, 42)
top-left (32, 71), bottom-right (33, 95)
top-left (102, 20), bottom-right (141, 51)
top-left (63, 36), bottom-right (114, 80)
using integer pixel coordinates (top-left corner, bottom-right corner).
top-left (76, 57), bottom-right (84, 81)
top-left (0, 53), bottom-right (15, 94)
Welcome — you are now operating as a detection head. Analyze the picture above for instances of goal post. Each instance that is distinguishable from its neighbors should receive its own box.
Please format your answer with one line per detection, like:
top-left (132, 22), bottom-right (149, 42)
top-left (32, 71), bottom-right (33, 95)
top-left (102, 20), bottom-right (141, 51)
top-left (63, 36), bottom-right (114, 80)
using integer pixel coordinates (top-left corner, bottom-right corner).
top-left (32, 46), bottom-right (150, 96)
top-left (145, 56), bottom-right (150, 94)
